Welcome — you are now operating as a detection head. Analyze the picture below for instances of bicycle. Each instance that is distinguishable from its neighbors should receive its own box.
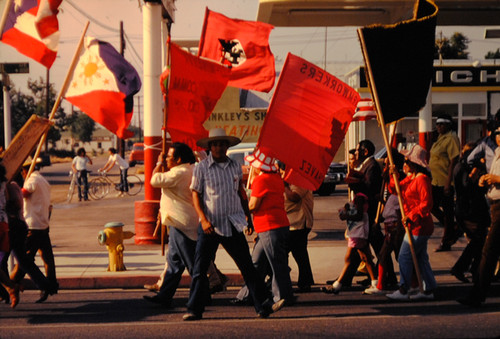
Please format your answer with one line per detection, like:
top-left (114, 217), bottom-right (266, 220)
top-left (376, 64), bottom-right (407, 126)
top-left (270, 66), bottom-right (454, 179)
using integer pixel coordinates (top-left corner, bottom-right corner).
top-left (67, 170), bottom-right (102, 202)
top-left (90, 170), bottom-right (143, 199)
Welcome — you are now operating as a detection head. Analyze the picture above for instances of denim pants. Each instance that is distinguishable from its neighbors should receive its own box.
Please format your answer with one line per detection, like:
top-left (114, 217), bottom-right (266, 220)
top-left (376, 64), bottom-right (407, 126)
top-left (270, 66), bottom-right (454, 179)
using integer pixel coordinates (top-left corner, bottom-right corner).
top-left (398, 233), bottom-right (436, 292)
top-left (120, 168), bottom-right (128, 192)
top-left (157, 227), bottom-right (196, 303)
top-left (289, 228), bottom-right (315, 288)
top-left (77, 170), bottom-right (89, 200)
top-left (256, 227), bottom-right (293, 302)
top-left (187, 224), bottom-right (268, 316)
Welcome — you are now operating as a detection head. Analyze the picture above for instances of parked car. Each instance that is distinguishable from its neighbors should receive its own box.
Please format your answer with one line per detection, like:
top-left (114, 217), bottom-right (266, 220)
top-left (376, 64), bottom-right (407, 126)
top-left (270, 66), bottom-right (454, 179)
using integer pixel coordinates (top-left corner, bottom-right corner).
top-left (129, 142), bottom-right (144, 164)
top-left (314, 161), bottom-right (347, 196)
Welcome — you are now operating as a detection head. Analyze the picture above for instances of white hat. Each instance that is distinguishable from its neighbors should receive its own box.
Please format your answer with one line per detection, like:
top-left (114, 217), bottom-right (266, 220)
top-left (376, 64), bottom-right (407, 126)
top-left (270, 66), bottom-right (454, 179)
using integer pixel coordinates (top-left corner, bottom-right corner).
top-left (245, 149), bottom-right (278, 172)
top-left (196, 128), bottom-right (241, 149)
top-left (400, 145), bottom-right (429, 170)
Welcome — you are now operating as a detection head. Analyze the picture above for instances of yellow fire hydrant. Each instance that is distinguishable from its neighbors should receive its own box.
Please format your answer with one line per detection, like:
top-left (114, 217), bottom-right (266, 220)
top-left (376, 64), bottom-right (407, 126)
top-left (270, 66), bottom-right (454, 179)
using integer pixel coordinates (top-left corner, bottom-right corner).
top-left (98, 222), bottom-right (135, 271)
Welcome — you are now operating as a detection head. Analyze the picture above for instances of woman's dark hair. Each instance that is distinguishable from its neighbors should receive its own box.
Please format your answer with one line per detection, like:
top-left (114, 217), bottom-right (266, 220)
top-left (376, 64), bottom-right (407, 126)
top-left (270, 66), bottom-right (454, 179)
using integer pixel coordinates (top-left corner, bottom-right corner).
top-left (406, 160), bottom-right (432, 178)
top-left (171, 142), bottom-right (196, 164)
top-left (77, 147), bottom-right (86, 156)
top-left (108, 147), bottom-right (117, 154)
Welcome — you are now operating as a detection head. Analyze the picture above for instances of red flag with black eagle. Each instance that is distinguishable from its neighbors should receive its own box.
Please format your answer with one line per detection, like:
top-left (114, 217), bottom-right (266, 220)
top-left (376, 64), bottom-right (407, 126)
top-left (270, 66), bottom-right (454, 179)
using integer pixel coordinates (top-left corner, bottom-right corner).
top-left (166, 42), bottom-right (231, 150)
top-left (257, 53), bottom-right (359, 191)
top-left (198, 8), bottom-right (275, 93)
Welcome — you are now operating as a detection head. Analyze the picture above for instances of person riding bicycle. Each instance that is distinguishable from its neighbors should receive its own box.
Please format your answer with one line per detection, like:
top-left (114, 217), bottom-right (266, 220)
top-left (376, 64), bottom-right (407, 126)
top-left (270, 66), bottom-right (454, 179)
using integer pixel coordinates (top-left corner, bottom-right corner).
top-left (100, 148), bottom-right (129, 197)
top-left (71, 147), bottom-right (93, 201)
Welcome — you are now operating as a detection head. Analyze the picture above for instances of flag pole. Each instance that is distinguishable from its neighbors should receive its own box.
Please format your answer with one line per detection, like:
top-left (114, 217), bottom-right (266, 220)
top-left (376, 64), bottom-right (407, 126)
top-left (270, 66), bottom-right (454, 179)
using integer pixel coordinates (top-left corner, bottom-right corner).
top-left (0, 0), bottom-right (12, 40)
top-left (357, 28), bottom-right (424, 292)
top-left (27, 21), bottom-right (90, 178)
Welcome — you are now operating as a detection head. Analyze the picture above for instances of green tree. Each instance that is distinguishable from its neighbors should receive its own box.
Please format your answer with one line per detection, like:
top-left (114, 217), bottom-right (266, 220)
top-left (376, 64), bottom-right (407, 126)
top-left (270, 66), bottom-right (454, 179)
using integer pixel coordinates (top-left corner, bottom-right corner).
top-left (485, 48), bottom-right (500, 62)
top-left (69, 112), bottom-right (95, 143)
top-left (434, 32), bottom-right (470, 61)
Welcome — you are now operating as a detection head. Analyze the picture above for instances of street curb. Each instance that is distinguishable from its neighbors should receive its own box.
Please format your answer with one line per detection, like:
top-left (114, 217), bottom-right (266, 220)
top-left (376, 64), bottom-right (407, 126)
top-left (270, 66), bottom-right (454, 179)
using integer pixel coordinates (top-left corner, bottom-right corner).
top-left (21, 274), bottom-right (246, 290)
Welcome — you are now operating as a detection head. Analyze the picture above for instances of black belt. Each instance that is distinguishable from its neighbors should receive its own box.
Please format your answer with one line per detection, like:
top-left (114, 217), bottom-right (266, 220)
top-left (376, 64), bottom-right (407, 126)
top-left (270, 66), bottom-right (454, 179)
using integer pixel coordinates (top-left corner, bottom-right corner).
top-left (490, 199), bottom-right (500, 205)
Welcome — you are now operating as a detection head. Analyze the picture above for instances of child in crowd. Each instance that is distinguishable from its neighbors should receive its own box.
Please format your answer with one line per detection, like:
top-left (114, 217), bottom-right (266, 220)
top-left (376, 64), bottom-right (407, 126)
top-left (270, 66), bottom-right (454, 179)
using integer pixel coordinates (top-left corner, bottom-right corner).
top-left (322, 192), bottom-right (377, 294)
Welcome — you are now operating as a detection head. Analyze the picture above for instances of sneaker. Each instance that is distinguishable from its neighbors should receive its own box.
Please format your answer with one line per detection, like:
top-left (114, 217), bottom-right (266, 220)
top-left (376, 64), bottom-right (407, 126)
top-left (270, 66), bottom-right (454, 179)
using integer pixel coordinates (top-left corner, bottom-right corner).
top-left (183, 312), bottom-right (202, 321)
top-left (364, 285), bottom-right (385, 295)
top-left (409, 292), bottom-right (434, 301)
top-left (116, 192), bottom-right (123, 197)
top-left (322, 281), bottom-right (341, 294)
top-left (386, 289), bottom-right (409, 300)
top-left (271, 299), bottom-right (286, 313)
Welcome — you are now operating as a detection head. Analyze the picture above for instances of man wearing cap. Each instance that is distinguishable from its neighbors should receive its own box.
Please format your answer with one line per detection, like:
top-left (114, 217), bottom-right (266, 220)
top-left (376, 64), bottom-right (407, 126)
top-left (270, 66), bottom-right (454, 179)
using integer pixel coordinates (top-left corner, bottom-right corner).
top-left (183, 128), bottom-right (277, 321)
top-left (429, 114), bottom-right (461, 252)
top-left (11, 157), bottom-right (58, 303)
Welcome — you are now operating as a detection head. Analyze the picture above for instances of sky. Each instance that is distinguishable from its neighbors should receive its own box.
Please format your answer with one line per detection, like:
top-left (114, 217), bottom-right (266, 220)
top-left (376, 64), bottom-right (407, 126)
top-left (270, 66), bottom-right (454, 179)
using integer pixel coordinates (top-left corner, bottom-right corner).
top-left (2, 0), bottom-right (500, 124)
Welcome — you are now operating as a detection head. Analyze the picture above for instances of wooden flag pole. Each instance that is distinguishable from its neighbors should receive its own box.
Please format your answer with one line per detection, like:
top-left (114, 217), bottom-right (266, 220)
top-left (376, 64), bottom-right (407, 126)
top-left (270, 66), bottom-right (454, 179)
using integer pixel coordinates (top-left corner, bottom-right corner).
top-left (358, 28), bottom-right (424, 292)
top-left (27, 21), bottom-right (90, 178)
top-left (0, 0), bottom-right (12, 40)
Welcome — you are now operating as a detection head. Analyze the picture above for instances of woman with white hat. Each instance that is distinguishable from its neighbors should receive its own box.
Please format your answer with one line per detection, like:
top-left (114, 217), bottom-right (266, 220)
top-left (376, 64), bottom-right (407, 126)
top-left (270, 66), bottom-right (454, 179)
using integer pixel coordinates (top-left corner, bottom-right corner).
top-left (386, 144), bottom-right (437, 301)
top-left (245, 148), bottom-right (293, 307)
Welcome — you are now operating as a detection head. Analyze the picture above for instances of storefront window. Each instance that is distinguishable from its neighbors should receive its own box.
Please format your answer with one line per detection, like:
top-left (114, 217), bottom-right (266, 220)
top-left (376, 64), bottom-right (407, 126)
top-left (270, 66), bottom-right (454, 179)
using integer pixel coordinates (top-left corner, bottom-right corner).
top-left (432, 104), bottom-right (458, 118)
top-left (463, 103), bottom-right (486, 117)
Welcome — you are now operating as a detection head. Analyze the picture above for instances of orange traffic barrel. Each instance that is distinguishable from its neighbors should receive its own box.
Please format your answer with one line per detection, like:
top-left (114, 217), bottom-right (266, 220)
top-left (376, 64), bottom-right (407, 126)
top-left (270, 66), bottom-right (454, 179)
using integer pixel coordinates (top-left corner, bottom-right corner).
top-left (134, 200), bottom-right (160, 244)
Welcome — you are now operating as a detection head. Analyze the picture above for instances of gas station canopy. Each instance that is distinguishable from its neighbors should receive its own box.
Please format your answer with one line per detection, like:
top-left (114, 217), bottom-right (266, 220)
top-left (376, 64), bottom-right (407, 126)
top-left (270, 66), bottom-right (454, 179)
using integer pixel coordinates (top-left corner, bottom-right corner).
top-left (256, 0), bottom-right (500, 27)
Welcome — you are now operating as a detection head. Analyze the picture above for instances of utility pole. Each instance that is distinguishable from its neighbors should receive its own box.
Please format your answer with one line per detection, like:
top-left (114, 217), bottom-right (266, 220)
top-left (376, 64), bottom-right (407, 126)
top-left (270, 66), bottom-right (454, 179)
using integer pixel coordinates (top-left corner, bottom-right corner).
top-left (45, 67), bottom-right (50, 153)
top-left (118, 20), bottom-right (126, 158)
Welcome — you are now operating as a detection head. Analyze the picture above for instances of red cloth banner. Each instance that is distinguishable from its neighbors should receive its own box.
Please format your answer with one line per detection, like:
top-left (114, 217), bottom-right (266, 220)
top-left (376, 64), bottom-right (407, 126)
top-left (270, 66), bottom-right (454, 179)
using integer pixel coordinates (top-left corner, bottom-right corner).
top-left (167, 43), bottom-right (231, 150)
top-left (198, 8), bottom-right (275, 93)
top-left (258, 53), bottom-right (359, 190)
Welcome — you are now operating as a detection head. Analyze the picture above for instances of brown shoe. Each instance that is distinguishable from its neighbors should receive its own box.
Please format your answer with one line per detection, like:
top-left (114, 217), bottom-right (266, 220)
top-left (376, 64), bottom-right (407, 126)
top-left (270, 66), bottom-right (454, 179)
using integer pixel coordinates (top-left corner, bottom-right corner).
top-left (8, 284), bottom-right (21, 308)
top-left (144, 283), bottom-right (160, 292)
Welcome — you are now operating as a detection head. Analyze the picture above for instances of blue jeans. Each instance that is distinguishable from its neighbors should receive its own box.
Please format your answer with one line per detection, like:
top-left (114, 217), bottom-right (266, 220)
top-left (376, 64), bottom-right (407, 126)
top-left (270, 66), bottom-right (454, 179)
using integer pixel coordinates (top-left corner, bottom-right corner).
top-left (157, 227), bottom-right (196, 303)
top-left (257, 227), bottom-right (293, 302)
top-left (187, 224), bottom-right (268, 316)
top-left (120, 168), bottom-right (128, 192)
top-left (398, 233), bottom-right (436, 292)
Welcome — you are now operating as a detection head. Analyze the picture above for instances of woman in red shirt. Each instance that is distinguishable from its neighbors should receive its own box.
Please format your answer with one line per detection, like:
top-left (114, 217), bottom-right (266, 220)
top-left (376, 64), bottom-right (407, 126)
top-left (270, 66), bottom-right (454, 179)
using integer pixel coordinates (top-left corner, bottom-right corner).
top-left (246, 149), bottom-right (293, 307)
top-left (386, 145), bottom-right (437, 301)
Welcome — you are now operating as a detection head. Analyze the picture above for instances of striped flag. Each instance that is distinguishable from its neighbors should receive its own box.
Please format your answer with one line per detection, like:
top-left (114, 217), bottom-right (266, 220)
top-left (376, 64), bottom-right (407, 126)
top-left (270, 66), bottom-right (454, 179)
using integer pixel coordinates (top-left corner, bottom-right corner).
top-left (0, 0), bottom-right (62, 68)
top-left (352, 98), bottom-right (377, 121)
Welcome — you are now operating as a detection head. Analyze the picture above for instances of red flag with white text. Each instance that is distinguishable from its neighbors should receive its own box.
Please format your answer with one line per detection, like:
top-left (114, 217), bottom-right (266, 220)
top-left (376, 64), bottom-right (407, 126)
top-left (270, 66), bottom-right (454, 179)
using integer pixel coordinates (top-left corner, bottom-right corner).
top-left (1, 0), bottom-right (62, 68)
top-left (167, 42), bottom-right (231, 150)
top-left (258, 53), bottom-right (359, 190)
top-left (198, 8), bottom-right (275, 93)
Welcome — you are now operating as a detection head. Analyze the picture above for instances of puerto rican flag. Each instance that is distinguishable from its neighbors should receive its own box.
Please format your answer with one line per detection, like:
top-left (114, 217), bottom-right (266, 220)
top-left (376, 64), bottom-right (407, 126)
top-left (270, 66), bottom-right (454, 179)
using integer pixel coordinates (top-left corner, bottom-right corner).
top-left (352, 98), bottom-right (377, 121)
top-left (1, 0), bottom-right (62, 68)
top-left (65, 37), bottom-right (142, 139)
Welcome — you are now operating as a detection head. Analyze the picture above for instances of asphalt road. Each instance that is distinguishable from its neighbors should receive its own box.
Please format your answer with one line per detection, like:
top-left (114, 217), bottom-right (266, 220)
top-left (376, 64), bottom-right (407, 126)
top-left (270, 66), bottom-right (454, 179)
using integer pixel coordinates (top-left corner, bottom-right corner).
top-left (1, 288), bottom-right (500, 338)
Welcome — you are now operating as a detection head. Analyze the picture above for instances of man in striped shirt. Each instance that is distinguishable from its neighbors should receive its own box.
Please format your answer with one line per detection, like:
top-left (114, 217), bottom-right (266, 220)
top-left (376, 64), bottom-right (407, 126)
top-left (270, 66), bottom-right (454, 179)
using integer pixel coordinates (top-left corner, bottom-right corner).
top-left (183, 129), bottom-right (280, 321)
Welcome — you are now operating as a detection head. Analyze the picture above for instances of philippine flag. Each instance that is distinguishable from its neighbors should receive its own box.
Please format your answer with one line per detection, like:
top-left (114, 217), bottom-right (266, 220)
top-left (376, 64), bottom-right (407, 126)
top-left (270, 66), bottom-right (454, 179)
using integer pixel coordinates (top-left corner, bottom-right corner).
top-left (65, 37), bottom-right (142, 139)
top-left (0, 0), bottom-right (62, 68)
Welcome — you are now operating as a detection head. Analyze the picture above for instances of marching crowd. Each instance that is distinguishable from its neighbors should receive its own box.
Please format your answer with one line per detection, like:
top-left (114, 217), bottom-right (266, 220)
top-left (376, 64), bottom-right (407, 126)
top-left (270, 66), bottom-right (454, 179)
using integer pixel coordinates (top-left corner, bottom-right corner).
top-left (1, 115), bottom-right (500, 318)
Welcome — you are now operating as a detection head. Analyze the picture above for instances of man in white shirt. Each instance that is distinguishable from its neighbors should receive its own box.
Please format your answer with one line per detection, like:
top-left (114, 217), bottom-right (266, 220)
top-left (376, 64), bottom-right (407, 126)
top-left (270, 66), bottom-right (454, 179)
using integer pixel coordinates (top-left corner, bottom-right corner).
top-left (11, 158), bottom-right (58, 303)
top-left (100, 147), bottom-right (130, 197)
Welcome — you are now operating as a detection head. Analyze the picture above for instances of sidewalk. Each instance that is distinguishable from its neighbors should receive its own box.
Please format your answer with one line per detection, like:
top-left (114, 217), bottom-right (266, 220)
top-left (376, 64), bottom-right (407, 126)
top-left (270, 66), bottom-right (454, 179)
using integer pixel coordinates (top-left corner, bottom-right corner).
top-left (29, 171), bottom-right (466, 290)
